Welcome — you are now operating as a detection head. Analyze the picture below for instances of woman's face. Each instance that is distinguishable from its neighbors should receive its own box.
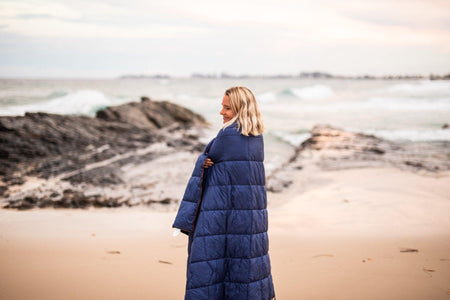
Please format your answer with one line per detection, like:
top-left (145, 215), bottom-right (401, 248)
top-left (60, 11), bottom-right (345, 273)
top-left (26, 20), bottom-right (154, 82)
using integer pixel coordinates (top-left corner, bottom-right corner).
top-left (220, 95), bottom-right (236, 124)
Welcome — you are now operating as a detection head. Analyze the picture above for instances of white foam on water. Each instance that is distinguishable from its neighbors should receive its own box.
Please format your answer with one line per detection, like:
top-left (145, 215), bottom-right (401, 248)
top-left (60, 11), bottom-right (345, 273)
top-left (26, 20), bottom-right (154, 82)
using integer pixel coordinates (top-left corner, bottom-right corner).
top-left (0, 90), bottom-right (112, 116)
top-left (387, 80), bottom-right (450, 96)
top-left (271, 130), bottom-right (311, 147)
top-left (257, 92), bottom-right (277, 103)
top-left (362, 97), bottom-right (450, 111)
top-left (353, 128), bottom-right (450, 142)
top-left (289, 85), bottom-right (334, 100)
top-left (286, 96), bottom-right (450, 112)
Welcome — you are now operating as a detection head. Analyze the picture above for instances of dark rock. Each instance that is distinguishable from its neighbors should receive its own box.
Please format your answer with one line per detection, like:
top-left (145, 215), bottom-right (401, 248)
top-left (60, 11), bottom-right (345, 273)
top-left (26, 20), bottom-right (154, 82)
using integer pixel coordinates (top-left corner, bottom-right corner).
top-left (0, 186), bottom-right (7, 196)
top-left (95, 99), bottom-right (205, 129)
top-left (167, 139), bottom-right (192, 148)
top-left (63, 167), bottom-right (124, 186)
top-left (23, 196), bottom-right (37, 204)
top-left (267, 176), bottom-right (293, 193)
top-left (0, 97), bottom-right (209, 210)
top-left (2, 176), bottom-right (25, 185)
top-left (37, 197), bottom-right (54, 208)
top-left (3, 190), bottom-right (131, 209)
top-left (192, 142), bottom-right (207, 152)
top-left (404, 161), bottom-right (424, 168)
top-left (365, 147), bottom-right (385, 154)
top-left (0, 98), bottom-right (207, 183)
top-left (159, 198), bottom-right (172, 204)
top-left (145, 198), bottom-right (176, 205)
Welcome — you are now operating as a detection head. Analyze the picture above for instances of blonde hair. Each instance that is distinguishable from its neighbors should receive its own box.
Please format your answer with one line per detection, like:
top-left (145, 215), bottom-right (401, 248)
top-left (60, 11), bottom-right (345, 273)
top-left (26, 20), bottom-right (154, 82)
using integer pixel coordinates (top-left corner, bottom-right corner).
top-left (222, 86), bottom-right (265, 136)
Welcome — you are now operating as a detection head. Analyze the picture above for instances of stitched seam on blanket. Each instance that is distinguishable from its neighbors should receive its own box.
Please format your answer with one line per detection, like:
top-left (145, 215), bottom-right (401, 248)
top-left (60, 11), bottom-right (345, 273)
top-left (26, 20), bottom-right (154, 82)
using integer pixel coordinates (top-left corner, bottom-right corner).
top-left (186, 273), bottom-right (272, 291)
top-left (194, 231), bottom-right (268, 238)
top-left (189, 251), bottom-right (269, 264)
top-left (207, 184), bottom-right (265, 187)
top-left (212, 160), bottom-right (263, 163)
top-left (200, 208), bottom-right (267, 212)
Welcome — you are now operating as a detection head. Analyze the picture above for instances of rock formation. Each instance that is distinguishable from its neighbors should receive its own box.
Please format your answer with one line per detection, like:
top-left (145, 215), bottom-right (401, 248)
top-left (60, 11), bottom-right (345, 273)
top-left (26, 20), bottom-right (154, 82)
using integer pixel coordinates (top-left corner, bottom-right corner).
top-left (1, 97), bottom-right (208, 209)
top-left (2, 110), bottom-right (448, 209)
top-left (267, 124), bottom-right (450, 192)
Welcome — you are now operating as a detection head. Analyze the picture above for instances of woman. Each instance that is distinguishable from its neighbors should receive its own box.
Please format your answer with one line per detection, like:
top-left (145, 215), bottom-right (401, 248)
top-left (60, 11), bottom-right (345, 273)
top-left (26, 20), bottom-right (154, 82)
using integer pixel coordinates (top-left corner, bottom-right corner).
top-left (172, 87), bottom-right (276, 300)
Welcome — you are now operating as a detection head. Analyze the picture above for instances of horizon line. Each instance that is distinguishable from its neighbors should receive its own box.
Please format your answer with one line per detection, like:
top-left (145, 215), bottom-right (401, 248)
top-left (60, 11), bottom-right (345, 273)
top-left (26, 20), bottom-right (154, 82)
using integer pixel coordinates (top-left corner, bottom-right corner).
top-left (0, 71), bottom-right (449, 81)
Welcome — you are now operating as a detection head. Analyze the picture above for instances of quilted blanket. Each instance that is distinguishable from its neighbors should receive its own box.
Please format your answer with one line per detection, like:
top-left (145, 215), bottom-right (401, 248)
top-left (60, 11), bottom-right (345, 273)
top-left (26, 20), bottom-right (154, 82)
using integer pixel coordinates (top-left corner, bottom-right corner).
top-left (172, 122), bottom-right (276, 300)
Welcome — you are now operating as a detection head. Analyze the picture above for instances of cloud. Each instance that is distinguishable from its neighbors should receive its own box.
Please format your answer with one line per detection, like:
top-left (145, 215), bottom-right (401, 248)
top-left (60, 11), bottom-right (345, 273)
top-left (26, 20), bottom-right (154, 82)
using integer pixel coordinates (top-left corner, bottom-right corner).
top-left (334, 0), bottom-right (450, 30)
top-left (0, 0), bottom-right (449, 77)
top-left (1, 0), bottom-right (449, 46)
top-left (330, 0), bottom-right (450, 49)
top-left (0, 0), bottom-right (211, 38)
top-left (2, 18), bottom-right (210, 39)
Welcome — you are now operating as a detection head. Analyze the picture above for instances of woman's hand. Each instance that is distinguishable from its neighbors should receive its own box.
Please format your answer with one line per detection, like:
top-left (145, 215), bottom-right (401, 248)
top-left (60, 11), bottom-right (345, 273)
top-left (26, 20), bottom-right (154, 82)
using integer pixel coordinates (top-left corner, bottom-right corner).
top-left (203, 158), bottom-right (214, 168)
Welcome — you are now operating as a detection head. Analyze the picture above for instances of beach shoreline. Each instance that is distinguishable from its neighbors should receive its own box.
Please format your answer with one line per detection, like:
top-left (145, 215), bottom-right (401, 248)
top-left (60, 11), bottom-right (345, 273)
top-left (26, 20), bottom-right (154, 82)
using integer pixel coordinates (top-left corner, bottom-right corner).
top-left (1, 164), bottom-right (449, 299)
top-left (1, 81), bottom-right (449, 298)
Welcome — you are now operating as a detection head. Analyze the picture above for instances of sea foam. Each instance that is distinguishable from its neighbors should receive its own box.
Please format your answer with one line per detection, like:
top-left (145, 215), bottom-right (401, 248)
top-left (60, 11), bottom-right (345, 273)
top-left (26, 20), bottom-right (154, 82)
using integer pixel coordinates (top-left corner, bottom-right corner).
top-left (388, 80), bottom-right (450, 96)
top-left (0, 90), bottom-right (112, 116)
top-left (357, 128), bottom-right (450, 142)
top-left (271, 130), bottom-right (311, 147)
top-left (288, 84), bottom-right (334, 100)
top-left (257, 92), bottom-right (277, 103)
top-left (363, 97), bottom-right (450, 111)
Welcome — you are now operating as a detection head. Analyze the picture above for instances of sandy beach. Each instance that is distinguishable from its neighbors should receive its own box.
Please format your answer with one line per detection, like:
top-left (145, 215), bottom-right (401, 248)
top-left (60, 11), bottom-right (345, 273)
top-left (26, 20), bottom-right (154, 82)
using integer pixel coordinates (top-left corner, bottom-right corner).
top-left (1, 1), bottom-right (449, 297)
top-left (1, 166), bottom-right (449, 299)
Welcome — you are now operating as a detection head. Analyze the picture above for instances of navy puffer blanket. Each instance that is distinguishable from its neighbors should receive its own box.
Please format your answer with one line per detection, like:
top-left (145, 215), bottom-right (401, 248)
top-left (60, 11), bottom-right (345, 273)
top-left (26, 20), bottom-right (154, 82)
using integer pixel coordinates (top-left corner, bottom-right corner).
top-left (172, 122), bottom-right (276, 300)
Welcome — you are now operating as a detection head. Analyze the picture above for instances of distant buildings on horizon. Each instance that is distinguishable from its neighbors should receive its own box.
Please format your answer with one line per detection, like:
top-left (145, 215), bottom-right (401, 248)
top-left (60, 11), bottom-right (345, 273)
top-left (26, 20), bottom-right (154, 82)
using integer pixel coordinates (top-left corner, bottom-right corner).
top-left (119, 71), bottom-right (450, 80)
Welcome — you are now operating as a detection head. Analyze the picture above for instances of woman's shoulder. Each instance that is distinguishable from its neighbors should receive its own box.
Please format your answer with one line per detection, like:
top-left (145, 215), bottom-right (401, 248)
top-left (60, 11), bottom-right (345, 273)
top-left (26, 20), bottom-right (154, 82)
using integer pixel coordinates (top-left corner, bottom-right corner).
top-left (217, 122), bottom-right (240, 137)
top-left (217, 122), bottom-right (264, 139)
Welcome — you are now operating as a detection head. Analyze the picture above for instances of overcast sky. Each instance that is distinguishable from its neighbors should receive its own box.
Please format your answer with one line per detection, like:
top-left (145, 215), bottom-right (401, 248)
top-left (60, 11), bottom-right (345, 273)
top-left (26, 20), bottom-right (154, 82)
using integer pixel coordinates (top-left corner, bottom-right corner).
top-left (0, 0), bottom-right (449, 78)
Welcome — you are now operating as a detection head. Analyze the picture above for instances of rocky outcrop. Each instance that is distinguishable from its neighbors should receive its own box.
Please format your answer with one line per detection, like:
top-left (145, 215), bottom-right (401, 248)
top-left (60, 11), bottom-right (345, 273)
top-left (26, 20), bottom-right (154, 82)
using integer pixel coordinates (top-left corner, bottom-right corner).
top-left (0, 97), bottom-right (205, 179)
top-left (267, 124), bottom-right (450, 192)
top-left (3, 116), bottom-right (447, 209)
top-left (95, 97), bottom-right (205, 129)
top-left (0, 97), bottom-right (208, 209)
top-left (301, 125), bottom-right (448, 172)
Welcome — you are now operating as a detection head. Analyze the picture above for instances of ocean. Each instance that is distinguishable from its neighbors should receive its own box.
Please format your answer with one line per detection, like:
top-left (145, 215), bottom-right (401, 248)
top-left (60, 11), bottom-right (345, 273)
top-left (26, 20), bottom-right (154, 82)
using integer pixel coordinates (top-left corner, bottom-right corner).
top-left (1, 78), bottom-right (449, 171)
